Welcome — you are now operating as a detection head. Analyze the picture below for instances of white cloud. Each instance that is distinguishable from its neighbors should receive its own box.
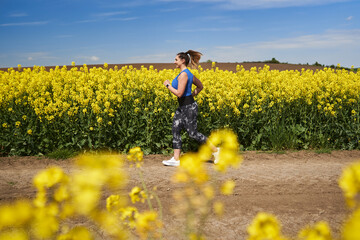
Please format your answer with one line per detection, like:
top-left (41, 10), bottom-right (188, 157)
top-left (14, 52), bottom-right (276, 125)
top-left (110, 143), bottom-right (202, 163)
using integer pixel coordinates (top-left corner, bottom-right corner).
top-left (215, 46), bottom-right (234, 49)
top-left (347, 16), bottom-right (353, 21)
top-left (90, 56), bottom-right (100, 61)
top-left (0, 21), bottom-right (48, 27)
top-left (76, 56), bottom-right (100, 62)
top-left (255, 29), bottom-right (360, 49)
top-left (177, 27), bottom-right (241, 32)
top-left (76, 10), bottom-right (137, 24)
top-left (107, 17), bottom-right (138, 21)
top-left (9, 12), bottom-right (28, 17)
top-left (25, 52), bottom-right (57, 61)
top-left (159, 7), bottom-right (183, 12)
top-left (158, 0), bottom-right (352, 9)
top-left (75, 19), bottom-right (98, 23)
top-left (94, 11), bottom-right (127, 17)
top-left (206, 29), bottom-right (360, 67)
top-left (127, 53), bottom-right (172, 63)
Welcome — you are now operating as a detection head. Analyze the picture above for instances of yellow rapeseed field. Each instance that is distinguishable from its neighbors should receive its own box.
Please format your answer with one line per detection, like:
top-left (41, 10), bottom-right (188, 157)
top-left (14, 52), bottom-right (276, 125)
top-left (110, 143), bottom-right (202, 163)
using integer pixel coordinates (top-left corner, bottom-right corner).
top-left (1, 63), bottom-right (360, 155)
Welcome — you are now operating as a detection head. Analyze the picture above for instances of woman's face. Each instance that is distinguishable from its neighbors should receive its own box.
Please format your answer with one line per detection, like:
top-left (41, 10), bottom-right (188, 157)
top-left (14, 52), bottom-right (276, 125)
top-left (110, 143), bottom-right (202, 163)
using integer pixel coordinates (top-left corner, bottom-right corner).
top-left (174, 55), bottom-right (185, 68)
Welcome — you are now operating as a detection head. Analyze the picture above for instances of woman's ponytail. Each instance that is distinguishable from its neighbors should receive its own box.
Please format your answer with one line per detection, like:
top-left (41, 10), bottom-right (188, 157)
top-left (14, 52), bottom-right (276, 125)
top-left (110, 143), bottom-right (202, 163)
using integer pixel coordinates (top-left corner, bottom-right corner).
top-left (177, 50), bottom-right (202, 68)
top-left (186, 50), bottom-right (202, 69)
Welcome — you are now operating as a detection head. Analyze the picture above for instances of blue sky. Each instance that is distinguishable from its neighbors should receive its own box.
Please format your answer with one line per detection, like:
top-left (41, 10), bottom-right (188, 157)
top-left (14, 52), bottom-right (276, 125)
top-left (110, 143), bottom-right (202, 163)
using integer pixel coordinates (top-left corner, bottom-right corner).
top-left (1, 0), bottom-right (359, 68)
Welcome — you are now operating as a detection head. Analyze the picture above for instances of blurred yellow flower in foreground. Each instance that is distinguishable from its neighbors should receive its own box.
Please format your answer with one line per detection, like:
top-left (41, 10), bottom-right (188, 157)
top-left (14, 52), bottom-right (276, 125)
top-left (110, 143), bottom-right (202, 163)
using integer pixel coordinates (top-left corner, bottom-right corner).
top-left (339, 162), bottom-right (360, 208)
top-left (221, 180), bottom-right (236, 195)
top-left (129, 186), bottom-right (147, 203)
top-left (127, 146), bottom-right (144, 167)
top-left (135, 211), bottom-right (162, 240)
top-left (342, 207), bottom-right (360, 240)
top-left (247, 212), bottom-right (285, 240)
top-left (299, 221), bottom-right (332, 240)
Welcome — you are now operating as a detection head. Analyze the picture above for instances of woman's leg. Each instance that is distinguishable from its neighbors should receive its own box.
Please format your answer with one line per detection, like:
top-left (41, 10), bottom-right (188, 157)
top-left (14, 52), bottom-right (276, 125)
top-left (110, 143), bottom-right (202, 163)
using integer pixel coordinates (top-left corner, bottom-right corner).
top-left (183, 102), bottom-right (207, 144)
top-left (172, 108), bottom-right (184, 160)
top-left (174, 149), bottom-right (181, 161)
top-left (184, 102), bottom-right (219, 153)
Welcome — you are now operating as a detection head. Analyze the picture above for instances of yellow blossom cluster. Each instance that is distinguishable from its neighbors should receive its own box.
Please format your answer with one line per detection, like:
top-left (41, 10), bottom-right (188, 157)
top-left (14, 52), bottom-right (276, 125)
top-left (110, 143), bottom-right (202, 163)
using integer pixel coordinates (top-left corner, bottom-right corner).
top-left (338, 161), bottom-right (360, 240)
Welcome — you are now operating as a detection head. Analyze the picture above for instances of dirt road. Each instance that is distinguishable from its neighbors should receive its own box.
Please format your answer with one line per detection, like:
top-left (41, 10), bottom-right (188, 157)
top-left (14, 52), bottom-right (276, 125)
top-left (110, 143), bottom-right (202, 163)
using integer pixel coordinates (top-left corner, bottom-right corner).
top-left (1, 150), bottom-right (359, 239)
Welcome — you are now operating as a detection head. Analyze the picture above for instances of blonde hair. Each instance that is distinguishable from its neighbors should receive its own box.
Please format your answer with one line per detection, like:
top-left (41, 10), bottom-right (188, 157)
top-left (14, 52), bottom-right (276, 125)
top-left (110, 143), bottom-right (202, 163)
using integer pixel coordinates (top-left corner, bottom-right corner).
top-left (177, 50), bottom-right (202, 69)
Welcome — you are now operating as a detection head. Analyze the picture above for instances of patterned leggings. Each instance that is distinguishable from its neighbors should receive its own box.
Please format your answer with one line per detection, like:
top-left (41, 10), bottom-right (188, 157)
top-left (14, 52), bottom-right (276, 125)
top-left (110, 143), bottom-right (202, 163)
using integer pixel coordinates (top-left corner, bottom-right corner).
top-left (172, 102), bottom-right (207, 149)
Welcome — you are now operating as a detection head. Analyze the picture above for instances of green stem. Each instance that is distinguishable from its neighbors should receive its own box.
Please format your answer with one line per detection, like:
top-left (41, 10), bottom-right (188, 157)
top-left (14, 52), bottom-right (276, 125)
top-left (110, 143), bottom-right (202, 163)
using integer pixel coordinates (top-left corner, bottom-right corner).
top-left (138, 168), bottom-right (153, 210)
top-left (150, 189), bottom-right (163, 221)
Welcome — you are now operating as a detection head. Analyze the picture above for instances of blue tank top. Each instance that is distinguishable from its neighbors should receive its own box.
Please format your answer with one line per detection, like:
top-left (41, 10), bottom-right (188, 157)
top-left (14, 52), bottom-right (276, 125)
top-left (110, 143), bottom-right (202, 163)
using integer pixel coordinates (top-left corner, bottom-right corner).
top-left (171, 69), bottom-right (193, 97)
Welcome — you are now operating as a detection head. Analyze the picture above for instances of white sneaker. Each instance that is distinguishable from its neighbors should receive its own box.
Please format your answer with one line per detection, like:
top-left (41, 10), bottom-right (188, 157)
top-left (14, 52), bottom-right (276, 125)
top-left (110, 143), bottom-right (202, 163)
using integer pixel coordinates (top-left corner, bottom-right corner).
top-left (213, 147), bottom-right (220, 164)
top-left (162, 157), bottom-right (180, 166)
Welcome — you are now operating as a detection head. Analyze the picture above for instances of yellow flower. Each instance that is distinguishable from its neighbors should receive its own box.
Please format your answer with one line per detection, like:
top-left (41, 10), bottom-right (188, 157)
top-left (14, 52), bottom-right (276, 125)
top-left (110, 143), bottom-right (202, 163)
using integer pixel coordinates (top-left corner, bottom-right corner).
top-left (57, 227), bottom-right (93, 240)
top-left (119, 206), bottom-right (139, 228)
top-left (15, 121), bottom-right (21, 128)
top-left (106, 194), bottom-right (125, 213)
top-left (342, 207), bottom-right (360, 240)
top-left (189, 233), bottom-right (206, 240)
top-left (89, 127), bottom-right (94, 131)
top-left (209, 129), bottom-right (243, 173)
top-left (339, 161), bottom-right (360, 208)
top-left (71, 172), bottom-right (101, 215)
top-left (135, 211), bottom-right (162, 240)
top-left (299, 221), bottom-right (332, 240)
top-left (27, 129), bottom-right (32, 135)
top-left (53, 185), bottom-right (69, 202)
top-left (0, 229), bottom-right (28, 240)
top-left (247, 212), bottom-right (284, 240)
top-left (129, 186), bottom-right (147, 203)
top-left (31, 204), bottom-right (60, 239)
top-left (202, 185), bottom-right (215, 199)
top-left (213, 201), bottom-right (224, 217)
top-left (33, 167), bottom-right (67, 190)
top-left (0, 200), bottom-right (32, 229)
top-left (174, 153), bottom-right (209, 184)
top-left (127, 146), bottom-right (144, 165)
top-left (221, 180), bottom-right (236, 195)
top-left (2, 123), bottom-right (8, 128)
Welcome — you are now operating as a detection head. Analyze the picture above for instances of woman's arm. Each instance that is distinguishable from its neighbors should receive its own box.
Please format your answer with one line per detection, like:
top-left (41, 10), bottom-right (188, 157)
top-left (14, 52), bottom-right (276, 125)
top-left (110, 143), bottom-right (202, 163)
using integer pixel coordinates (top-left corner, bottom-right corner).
top-left (192, 76), bottom-right (203, 97)
top-left (163, 72), bottom-right (188, 98)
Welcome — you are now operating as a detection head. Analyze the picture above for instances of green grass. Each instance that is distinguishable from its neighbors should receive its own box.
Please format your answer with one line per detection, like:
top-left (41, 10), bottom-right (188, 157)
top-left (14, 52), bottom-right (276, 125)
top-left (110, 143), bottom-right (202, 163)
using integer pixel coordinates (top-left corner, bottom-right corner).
top-left (46, 149), bottom-right (78, 160)
top-left (314, 148), bottom-right (332, 154)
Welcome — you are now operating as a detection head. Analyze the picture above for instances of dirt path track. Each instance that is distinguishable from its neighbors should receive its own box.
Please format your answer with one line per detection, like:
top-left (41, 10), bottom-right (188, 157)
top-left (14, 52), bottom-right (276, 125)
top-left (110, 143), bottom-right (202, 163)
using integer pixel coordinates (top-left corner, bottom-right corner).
top-left (1, 150), bottom-right (359, 239)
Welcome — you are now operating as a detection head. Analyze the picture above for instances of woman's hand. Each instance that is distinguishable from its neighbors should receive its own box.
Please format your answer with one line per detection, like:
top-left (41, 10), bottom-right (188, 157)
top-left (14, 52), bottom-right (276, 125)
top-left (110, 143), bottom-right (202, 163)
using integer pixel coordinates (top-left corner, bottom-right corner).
top-left (163, 80), bottom-right (170, 88)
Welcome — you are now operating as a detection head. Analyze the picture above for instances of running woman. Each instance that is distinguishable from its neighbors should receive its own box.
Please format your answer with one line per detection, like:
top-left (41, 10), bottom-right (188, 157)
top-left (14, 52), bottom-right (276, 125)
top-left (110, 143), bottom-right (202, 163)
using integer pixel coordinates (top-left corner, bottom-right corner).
top-left (162, 50), bottom-right (219, 166)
